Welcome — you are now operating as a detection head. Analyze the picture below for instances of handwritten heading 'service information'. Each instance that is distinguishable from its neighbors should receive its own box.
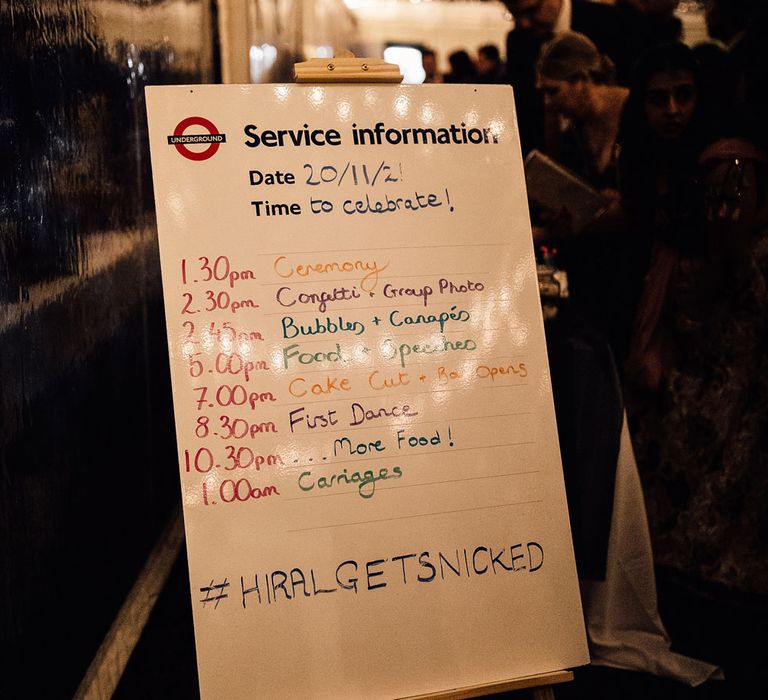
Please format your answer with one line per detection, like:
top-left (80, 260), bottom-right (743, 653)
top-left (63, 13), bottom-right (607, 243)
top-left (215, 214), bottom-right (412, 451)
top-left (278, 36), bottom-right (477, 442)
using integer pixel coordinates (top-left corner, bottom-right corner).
top-left (146, 84), bottom-right (588, 700)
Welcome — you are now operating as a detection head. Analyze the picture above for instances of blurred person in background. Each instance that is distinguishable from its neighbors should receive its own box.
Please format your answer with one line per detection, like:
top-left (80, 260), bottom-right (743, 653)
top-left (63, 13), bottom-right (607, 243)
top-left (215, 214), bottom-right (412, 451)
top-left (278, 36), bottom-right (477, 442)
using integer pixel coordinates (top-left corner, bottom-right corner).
top-left (527, 38), bottom-right (645, 670)
top-left (537, 33), bottom-right (626, 188)
top-left (503, 0), bottom-right (645, 152)
top-left (532, 32), bottom-right (630, 354)
top-left (421, 48), bottom-right (443, 83)
top-left (476, 44), bottom-right (506, 83)
top-left (620, 43), bottom-right (715, 388)
top-left (444, 49), bottom-right (478, 83)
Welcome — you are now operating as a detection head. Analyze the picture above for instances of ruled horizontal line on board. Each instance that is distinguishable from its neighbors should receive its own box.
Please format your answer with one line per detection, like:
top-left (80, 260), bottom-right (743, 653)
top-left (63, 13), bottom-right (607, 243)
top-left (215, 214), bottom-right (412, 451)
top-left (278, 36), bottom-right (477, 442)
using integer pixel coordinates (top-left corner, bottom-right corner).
top-left (257, 243), bottom-right (509, 257)
top-left (284, 470), bottom-right (540, 502)
top-left (286, 499), bottom-right (544, 533)
top-left (265, 302), bottom-right (463, 315)
top-left (264, 327), bottom-right (519, 346)
top-left (280, 383), bottom-right (529, 407)
top-left (286, 440), bottom-right (535, 470)
top-left (287, 411), bottom-right (532, 437)
top-left (260, 272), bottom-right (487, 287)
top-left (273, 353), bottom-right (527, 378)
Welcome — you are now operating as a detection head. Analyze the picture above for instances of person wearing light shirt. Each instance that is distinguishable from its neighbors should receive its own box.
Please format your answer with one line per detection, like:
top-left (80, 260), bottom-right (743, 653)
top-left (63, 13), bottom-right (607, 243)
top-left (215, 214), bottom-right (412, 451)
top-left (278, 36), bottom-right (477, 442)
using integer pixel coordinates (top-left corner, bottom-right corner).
top-left (503, 0), bottom-right (644, 152)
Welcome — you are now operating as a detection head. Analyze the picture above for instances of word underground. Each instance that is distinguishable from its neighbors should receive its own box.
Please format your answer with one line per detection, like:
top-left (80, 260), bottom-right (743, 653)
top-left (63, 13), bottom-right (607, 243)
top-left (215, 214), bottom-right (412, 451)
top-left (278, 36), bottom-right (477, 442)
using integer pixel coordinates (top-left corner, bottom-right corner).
top-left (200, 542), bottom-right (544, 610)
top-left (243, 122), bottom-right (500, 148)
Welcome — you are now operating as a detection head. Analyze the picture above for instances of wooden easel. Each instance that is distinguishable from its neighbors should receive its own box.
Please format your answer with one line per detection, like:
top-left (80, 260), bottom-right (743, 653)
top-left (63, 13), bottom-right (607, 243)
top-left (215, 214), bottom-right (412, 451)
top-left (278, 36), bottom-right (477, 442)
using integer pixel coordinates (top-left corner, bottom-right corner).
top-left (292, 53), bottom-right (574, 700)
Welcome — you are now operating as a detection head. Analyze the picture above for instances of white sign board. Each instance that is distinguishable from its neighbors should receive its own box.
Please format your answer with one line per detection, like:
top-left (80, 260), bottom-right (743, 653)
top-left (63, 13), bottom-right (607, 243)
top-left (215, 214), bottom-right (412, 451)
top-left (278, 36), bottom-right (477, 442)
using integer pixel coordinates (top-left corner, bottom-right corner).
top-left (146, 83), bottom-right (588, 699)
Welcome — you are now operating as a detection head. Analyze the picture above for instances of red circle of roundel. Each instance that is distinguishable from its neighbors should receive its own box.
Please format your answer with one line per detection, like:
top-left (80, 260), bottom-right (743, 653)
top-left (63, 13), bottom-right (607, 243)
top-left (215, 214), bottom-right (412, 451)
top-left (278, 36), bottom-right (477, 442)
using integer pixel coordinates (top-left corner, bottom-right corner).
top-left (172, 116), bottom-right (222, 161)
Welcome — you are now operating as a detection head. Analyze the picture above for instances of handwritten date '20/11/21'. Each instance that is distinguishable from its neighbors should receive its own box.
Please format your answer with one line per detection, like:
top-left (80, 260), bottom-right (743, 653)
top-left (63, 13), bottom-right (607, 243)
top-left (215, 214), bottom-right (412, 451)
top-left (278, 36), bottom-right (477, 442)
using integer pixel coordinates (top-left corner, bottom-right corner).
top-left (248, 161), bottom-right (403, 189)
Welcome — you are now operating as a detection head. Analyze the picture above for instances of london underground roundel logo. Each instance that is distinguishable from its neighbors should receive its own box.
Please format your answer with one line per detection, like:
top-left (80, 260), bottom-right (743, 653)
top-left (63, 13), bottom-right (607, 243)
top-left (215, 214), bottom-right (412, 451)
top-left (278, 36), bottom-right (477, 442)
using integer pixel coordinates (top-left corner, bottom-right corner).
top-left (166, 116), bottom-right (227, 161)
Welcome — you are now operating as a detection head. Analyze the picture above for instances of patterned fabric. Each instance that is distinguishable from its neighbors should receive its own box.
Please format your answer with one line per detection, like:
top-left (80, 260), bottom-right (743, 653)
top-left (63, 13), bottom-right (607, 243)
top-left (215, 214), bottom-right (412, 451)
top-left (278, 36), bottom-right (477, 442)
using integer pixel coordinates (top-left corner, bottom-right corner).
top-left (630, 232), bottom-right (768, 595)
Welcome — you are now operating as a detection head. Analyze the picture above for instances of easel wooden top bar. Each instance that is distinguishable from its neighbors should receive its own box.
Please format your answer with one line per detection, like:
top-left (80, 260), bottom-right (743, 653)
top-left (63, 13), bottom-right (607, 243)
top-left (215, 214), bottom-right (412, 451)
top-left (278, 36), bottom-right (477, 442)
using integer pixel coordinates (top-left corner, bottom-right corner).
top-left (290, 53), bottom-right (576, 700)
top-left (294, 55), bottom-right (404, 83)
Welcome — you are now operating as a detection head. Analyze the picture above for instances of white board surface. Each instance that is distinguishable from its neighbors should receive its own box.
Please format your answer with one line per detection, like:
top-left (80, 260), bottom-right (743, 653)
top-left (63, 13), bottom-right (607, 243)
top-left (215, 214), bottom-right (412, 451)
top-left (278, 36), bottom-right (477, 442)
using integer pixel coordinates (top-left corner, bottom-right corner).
top-left (146, 83), bottom-right (588, 700)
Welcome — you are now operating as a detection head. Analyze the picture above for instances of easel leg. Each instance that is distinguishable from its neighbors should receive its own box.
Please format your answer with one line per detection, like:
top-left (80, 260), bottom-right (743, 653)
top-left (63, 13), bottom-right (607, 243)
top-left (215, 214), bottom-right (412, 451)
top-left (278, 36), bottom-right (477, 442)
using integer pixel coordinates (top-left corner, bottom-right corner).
top-left (531, 687), bottom-right (556, 700)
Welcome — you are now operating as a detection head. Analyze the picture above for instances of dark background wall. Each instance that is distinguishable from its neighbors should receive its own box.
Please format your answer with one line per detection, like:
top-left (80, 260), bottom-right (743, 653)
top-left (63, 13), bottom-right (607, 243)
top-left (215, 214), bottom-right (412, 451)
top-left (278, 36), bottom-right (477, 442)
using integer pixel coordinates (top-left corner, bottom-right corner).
top-left (0, 1), bottom-right (217, 695)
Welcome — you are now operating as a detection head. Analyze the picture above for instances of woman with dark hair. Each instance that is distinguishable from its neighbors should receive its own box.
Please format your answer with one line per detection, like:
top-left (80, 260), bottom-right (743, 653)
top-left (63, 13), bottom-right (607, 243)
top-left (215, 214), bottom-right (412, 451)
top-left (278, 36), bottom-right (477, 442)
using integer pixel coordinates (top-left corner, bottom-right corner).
top-left (619, 42), bottom-right (708, 246)
top-left (618, 42), bottom-right (713, 386)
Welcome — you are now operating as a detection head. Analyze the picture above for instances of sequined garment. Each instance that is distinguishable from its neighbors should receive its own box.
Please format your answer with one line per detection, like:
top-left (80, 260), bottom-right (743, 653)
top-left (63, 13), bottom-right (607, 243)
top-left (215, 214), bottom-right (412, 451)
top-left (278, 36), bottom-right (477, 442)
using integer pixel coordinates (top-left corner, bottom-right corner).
top-left (630, 233), bottom-right (768, 595)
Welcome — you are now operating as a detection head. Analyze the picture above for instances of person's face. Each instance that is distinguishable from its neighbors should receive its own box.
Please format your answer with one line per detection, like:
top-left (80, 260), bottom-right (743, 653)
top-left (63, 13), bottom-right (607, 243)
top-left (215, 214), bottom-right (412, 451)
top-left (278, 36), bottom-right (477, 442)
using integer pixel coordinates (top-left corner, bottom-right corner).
top-left (476, 53), bottom-right (494, 76)
top-left (538, 75), bottom-right (590, 119)
top-left (643, 69), bottom-right (697, 140)
top-left (507, 0), bottom-right (563, 40)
